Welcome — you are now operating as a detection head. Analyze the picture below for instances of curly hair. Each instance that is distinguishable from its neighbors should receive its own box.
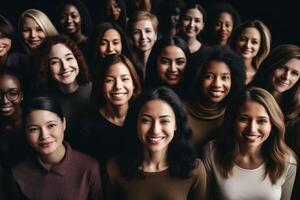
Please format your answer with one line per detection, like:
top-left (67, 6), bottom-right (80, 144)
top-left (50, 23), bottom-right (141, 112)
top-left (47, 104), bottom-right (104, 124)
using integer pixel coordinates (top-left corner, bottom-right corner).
top-left (102, 0), bottom-right (128, 30)
top-left (230, 19), bottom-right (271, 70)
top-left (91, 53), bottom-right (141, 107)
top-left (31, 35), bottom-right (89, 91)
top-left (251, 44), bottom-right (300, 120)
top-left (144, 35), bottom-right (191, 95)
top-left (118, 86), bottom-right (197, 179)
top-left (187, 46), bottom-right (246, 107)
top-left (215, 87), bottom-right (295, 184)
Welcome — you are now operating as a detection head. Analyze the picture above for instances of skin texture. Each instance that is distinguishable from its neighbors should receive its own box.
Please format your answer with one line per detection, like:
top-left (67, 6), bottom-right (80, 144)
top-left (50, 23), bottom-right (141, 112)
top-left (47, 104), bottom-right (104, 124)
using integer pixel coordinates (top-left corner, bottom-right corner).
top-left (0, 37), bottom-right (12, 57)
top-left (102, 62), bottom-right (134, 107)
top-left (106, 0), bottom-right (121, 21)
top-left (21, 16), bottom-right (46, 50)
top-left (98, 29), bottom-right (122, 58)
top-left (213, 12), bottom-right (233, 45)
top-left (180, 8), bottom-right (204, 39)
top-left (201, 60), bottom-right (231, 104)
top-left (156, 45), bottom-right (187, 86)
top-left (269, 58), bottom-right (300, 93)
top-left (131, 19), bottom-right (157, 52)
top-left (60, 4), bottom-right (81, 34)
top-left (137, 99), bottom-right (176, 155)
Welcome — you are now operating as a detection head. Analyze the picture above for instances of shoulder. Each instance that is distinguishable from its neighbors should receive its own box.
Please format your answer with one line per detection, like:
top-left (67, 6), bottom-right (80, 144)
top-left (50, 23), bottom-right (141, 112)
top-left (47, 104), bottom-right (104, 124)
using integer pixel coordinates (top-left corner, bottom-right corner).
top-left (12, 157), bottom-right (37, 180)
top-left (71, 149), bottom-right (100, 169)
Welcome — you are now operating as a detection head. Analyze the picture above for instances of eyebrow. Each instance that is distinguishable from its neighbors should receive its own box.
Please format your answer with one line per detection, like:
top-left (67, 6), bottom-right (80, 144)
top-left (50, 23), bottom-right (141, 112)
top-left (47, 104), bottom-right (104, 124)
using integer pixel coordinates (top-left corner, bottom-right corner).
top-left (141, 114), bottom-right (171, 118)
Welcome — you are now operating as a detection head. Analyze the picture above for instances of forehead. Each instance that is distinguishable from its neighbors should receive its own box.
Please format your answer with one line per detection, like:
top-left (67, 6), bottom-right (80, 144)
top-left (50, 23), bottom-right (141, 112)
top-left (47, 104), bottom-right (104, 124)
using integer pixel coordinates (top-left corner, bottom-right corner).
top-left (205, 60), bottom-right (230, 73)
top-left (238, 100), bottom-right (269, 117)
top-left (133, 19), bottom-right (154, 29)
top-left (283, 58), bottom-right (300, 71)
top-left (184, 8), bottom-right (203, 18)
top-left (103, 28), bottom-right (121, 39)
top-left (218, 12), bottom-right (233, 22)
top-left (159, 45), bottom-right (186, 58)
top-left (63, 4), bottom-right (80, 14)
top-left (241, 27), bottom-right (261, 39)
top-left (139, 99), bottom-right (175, 117)
top-left (26, 110), bottom-right (61, 124)
top-left (22, 16), bottom-right (39, 27)
top-left (106, 62), bottom-right (130, 75)
top-left (49, 43), bottom-right (73, 56)
top-left (0, 74), bottom-right (21, 90)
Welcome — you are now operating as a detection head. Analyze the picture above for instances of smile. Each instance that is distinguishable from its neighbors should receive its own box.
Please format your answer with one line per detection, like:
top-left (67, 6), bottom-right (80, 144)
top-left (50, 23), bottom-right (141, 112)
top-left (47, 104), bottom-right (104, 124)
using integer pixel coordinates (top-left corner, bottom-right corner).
top-left (208, 90), bottom-right (224, 97)
top-left (147, 136), bottom-right (165, 144)
top-left (39, 141), bottom-right (54, 148)
top-left (59, 70), bottom-right (74, 78)
top-left (243, 134), bottom-right (260, 142)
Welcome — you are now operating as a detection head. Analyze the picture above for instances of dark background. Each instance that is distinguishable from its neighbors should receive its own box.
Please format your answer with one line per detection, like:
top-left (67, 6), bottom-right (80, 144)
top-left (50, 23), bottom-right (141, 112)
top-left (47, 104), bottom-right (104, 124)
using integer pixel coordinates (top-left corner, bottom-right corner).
top-left (1, 0), bottom-right (299, 47)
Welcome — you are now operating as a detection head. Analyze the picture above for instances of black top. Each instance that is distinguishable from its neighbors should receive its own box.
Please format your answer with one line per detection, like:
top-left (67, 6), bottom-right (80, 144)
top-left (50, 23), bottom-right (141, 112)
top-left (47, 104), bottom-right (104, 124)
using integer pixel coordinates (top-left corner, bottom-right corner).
top-left (78, 110), bottom-right (125, 165)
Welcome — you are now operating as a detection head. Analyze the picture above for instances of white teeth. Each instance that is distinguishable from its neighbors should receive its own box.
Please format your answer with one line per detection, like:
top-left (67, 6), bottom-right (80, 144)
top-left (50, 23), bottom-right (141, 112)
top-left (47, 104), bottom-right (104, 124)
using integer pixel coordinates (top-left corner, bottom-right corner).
top-left (148, 137), bottom-right (164, 142)
top-left (209, 90), bottom-right (223, 97)
top-left (245, 135), bottom-right (259, 141)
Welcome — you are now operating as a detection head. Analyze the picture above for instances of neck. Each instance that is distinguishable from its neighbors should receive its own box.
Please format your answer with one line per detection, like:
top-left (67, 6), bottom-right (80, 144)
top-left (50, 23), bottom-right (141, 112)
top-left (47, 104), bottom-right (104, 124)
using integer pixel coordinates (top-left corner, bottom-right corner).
top-left (100, 103), bottom-right (128, 126)
top-left (186, 37), bottom-right (201, 53)
top-left (58, 82), bottom-right (79, 94)
top-left (39, 143), bottom-right (66, 165)
top-left (219, 39), bottom-right (227, 46)
top-left (69, 30), bottom-right (86, 44)
top-left (142, 149), bottom-right (168, 172)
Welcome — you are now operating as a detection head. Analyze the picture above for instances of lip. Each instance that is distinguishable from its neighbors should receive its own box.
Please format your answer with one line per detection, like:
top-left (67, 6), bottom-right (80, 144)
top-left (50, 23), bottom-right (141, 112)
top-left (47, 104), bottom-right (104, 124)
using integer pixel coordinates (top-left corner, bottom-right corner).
top-left (39, 141), bottom-right (54, 148)
top-left (276, 78), bottom-right (289, 86)
top-left (29, 40), bottom-right (41, 45)
top-left (138, 41), bottom-right (149, 47)
top-left (243, 134), bottom-right (260, 143)
top-left (146, 136), bottom-right (165, 144)
top-left (219, 32), bottom-right (228, 39)
top-left (166, 73), bottom-right (179, 80)
top-left (59, 70), bottom-right (74, 78)
top-left (208, 89), bottom-right (224, 98)
top-left (0, 106), bottom-right (13, 113)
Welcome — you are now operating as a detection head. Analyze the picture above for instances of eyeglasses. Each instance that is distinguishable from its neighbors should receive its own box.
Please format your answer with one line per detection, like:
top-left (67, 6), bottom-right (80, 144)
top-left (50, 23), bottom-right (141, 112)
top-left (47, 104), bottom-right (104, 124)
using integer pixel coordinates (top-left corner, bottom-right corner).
top-left (0, 89), bottom-right (21, 101)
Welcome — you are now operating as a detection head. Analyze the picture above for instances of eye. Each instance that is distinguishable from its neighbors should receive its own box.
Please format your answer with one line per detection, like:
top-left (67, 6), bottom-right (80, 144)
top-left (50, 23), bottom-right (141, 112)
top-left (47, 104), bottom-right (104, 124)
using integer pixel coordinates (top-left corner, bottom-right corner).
top-left (140, 117), bottom-right (152, 124)
top-left (237, 116), bottom-right (248, 123)
top-left (251, 40), bottom-right (259, 45)
top-left (121, 77), bottom-right (130, 81)
top-left (257, 118), bottom-right (268, 124)
top-left (145, 29), bottom-right (153, 34)
top-left (195, 18), bottom-right (201, 23)
top-left (113, 40), bottom-right (120, 45)
top-left (176, 59), bottom-right (186, 66)
top-left (221, 75), bottom-right (231, 81)
top-left (36, 27), bottom-right (43, 32)
top-left (49, 59), bottom-right (60, 66)
top-left (160, 58), bottom-right (170, 65)
top-left (66, 56), bottom-right (74, 61)
top-left (160, 119), bottom-right (170, 124)
top-left (48, 123), bottom-right (57, 128)
top-left (291, 70), bottom-right (300, 77)
top-left (104, 78), bottom-right (114, 83)
top-left (27, 127), bottom-right (39, 133)
top-left (100, 40), bottom-right (108, 46)
top-left (203, 73), bottom-right (214, 80)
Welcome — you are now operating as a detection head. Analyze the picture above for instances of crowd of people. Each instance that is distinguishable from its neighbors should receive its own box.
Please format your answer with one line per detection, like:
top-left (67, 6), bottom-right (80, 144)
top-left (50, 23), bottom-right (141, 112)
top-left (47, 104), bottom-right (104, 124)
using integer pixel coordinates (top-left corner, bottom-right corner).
top-left (0, 0), bottom-right (299, 199)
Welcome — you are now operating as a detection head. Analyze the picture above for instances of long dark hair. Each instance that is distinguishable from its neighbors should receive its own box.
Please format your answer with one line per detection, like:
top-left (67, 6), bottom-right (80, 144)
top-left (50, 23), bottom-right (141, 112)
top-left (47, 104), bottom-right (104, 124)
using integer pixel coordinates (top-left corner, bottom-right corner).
top-left (118, 86), bottom-right (196, 179)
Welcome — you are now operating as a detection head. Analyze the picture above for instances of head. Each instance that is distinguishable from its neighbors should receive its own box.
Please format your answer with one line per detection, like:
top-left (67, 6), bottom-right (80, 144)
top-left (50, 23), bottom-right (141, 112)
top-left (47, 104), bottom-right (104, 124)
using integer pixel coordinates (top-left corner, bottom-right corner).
top-left (18, 9), bottom-right (58, 52)
top-left (128, 11), bottom-right (158, 53)
top-left (145, 36), bottom-right (190, 87)
top-left (91, 54), bottom-right (141, 107)
top-left (94, 22), bottom-right (130, 59)
top-left (0, 68), bottom-right (23, 118)
top-left (230, 19), bottom-right (271, 69)
top-left (208, 3), bottom-right (241, 45)
top-left (104, 0), bottom-right (127, 29)
top-left (22, 96), bottom-right (66, 157)
top-left (0, 15), bottom-right (14, 57)
top-left (58, 0), bottom-right (92, 36)
top-left (32, 35), bottom-right (89, 90)
top-left (179, 2), bottom-right (206, 40)
top-left (188, 46), bottom-right (246, 106)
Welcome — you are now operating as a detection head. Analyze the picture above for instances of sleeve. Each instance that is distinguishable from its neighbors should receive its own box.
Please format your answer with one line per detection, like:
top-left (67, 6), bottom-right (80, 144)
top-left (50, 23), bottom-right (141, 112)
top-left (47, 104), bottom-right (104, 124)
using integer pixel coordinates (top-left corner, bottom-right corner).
top-left (281, 160), bottom-right (297, 200)
top-left (188, 159), bottom-right (207, 200)
top-left (88, 161), bottom-right (103, 200)
top-left (202, 142), bottom-right (215, 200)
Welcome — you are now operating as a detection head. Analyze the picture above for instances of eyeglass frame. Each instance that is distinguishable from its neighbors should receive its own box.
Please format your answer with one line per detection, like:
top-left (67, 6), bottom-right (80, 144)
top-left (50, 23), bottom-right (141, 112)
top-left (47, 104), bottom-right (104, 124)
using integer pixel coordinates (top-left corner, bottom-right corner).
top-left (0, 89), bottom-right (22, 102)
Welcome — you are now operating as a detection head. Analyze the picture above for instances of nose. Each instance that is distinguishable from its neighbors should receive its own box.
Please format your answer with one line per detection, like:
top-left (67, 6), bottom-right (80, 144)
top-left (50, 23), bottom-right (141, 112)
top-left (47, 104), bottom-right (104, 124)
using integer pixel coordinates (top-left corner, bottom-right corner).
top-left (67, 15), bottom-right (72, 23)
top-left (30, 30), bottom-right (37, 38)
top-left (188, 19), bottom-right (195, 27)
top-left (40, 128), bottom-right (50, 140)
top-left (212, 77), bottom-right (221, 87)
top-left (114, 78), bottom-right (122, 89)
top-left (168, 62), bottom-right (177, 72)
top-left (245, 40), bottom-right (251, 48)
top-left (0, 93), bottom-right (9, 103)
top-left (151, 121), bottom-right (161, 135)
top-left (248, 120), bottom-right (258, 133)
top-left (140, 31), bottom-right (146, 39)
top-left (221, 24), bottom-right (226, 31)
top-left (61, 59), bottom-right (69, 70)
top-left (107, 42), bottom-right (114, 53)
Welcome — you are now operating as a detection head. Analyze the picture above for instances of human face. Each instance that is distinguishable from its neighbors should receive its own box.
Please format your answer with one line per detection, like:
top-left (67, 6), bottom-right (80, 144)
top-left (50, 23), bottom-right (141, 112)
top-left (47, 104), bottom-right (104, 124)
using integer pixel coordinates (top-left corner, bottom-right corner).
top-left (25, 110), bottom-right (65, 157)
top-left (235, 100), bottom-right (272, 150)
top-left (131, 19), bottom-right (157, 52)
top-left (156, 45), bottom-right (187, 86)
top-left (60, 4), bottom-right (81, 34)
top-left (213, 12), bottom-right (233, 45)
top-left (106, 0), bottom-right (121, 21)
top-left (48, 43), bottom-right (79, 87)
top-left (103, 62), bottom-right (134, 107)
top-left (0, 75), bottom-right (23, 117)
top-left (180, 8), bottom-right (204, 39)
top-left (235, 27), bottom-right (261, 60)
top-left (137, 99), bottom-right (176, 155)
top-left (201, 60), bottom-right (231, 104)
top-left (0, 37), bottom-right (12, 57)
top-left (269, 58), bottom-right (300, 93)
top-left (21, 16), bottom-right (46, 49)
top-left (98, 29), bottom-right (122, 58)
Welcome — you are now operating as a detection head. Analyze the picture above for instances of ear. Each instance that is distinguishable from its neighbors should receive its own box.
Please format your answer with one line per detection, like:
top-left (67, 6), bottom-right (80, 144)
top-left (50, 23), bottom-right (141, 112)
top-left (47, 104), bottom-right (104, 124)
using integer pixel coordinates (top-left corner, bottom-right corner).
top-left (63, 117), bottom-right (67, 131)
top-left (20, 92), bottom-right (24, 101)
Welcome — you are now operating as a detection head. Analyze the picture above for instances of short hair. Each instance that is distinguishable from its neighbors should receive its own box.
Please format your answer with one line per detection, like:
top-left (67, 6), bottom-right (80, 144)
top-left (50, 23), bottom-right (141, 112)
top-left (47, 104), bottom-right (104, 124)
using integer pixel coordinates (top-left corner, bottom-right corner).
top-left (57, 0), bottom-right (92, 36)
top-left (93, 22), bottom-right (132, 63)
top-left (22, 96), bottom-right (64, 123)
top-left (145, 35), bottom-right (191, 93)
top-left (230, 19), bottom-right (271, 69)
top-left (251, 44), bottom-right (300, 120)
top-left (215, 87), bottom-right (295, 184)
top-left (18, 9), bottom-right (58, 52)
top-left (128, 11), bottom-right (158, 36)
top-left (103, 0), bottom-right (128, 30)
top-left (206, 3), bottom-right (241, 44)
top-left (0, 15), bottom-right (14, 39)
top-left (119, 86), bottom-right (196, 179)
top-left (31, 35), bottom-right (89, 91)
top-left (187, 46), bottom-right (246, 107)
top-left (91, 54), bottom-right (141, 107)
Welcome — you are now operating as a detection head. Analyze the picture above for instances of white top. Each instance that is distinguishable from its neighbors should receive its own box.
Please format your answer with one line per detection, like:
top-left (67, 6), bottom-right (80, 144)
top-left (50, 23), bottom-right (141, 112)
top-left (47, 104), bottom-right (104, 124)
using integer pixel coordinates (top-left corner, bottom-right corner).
top-left (203, 141), bottom-right (297, 200)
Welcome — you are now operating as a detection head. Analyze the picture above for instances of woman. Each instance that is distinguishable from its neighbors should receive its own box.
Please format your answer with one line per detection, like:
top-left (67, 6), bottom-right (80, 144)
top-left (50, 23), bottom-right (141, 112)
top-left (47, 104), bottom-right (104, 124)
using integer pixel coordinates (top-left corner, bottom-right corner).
top-left (178, 2), bottom-right (206, 54)
top-left (204, 87), bottom-right (297, 200)
top-left (18, 9), bottom-right (58, 54)
top-left (0, 68), bottom-right (28, 167)
top-left (144, 35), bottom-right (191, 96)
top-left (185, 46), bottom-right (246, 149)
top-left (31, 35), bottom-right (94, 146)
top-left (57, 0), bottom-right (92, 65)
top-left (11, 96), bottom-right (102, 199)
top-left (127, 10), bottom-right (158, 78)
top-left (206, 3), bottom-right (241, 46)
top-left (102, 0), bottom-right (128, 30)
top-left (230, 19), bottom-right (271, 84)
top-left (79, 54), bottom-right (141, 164)
top-left (104, 86), bottom-right (207, 199)
top-left (251, 44), bottom-right (300, 154)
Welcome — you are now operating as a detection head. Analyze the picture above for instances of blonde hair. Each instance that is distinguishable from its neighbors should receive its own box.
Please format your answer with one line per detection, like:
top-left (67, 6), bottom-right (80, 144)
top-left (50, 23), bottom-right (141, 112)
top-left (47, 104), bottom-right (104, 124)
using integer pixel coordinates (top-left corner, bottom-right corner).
top-left (18, 9), bottom-right (58, 52)
top-left (128, 10), bottom-right (158, 35)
